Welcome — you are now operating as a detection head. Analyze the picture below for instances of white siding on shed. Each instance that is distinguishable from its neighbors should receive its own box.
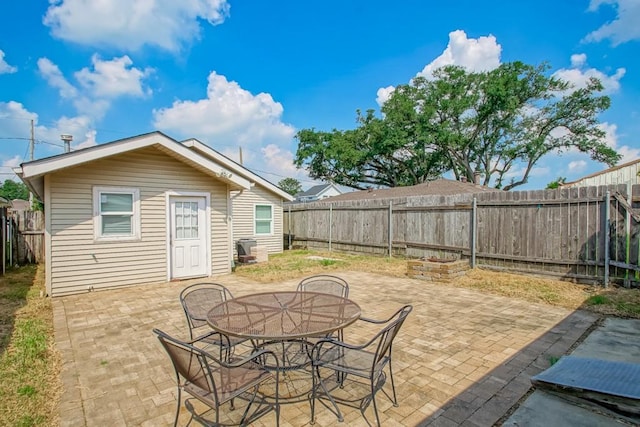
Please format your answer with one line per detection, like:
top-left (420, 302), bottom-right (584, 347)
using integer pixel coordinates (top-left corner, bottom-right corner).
top-left (47, 147), bottom-right (230, 296)
top-left (231, 186), bottom-right (283, 254)
top-left (565, 159), bottom-right (640, 188)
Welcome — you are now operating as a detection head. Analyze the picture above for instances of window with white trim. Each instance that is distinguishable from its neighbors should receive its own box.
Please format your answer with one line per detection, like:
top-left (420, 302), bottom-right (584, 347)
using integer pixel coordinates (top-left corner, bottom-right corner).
top-left (254, 204), bottom-right (273, 235)
top-left (93, 187), bottom-right (140, 240)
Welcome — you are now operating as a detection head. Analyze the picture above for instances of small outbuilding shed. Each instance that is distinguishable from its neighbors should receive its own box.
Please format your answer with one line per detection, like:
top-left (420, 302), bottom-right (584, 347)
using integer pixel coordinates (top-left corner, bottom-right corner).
top-left (14, 132), bottom-right (294, 296)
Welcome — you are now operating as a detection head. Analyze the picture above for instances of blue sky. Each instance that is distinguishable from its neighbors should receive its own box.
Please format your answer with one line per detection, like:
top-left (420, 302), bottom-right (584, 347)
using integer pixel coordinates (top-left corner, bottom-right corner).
top-left (0, 0), bottom-right (638, 191)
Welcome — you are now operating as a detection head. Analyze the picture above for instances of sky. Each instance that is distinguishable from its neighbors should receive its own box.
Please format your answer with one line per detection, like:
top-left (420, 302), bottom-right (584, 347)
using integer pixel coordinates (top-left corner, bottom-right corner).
top-left (0, 0), bottom-right (639, 191)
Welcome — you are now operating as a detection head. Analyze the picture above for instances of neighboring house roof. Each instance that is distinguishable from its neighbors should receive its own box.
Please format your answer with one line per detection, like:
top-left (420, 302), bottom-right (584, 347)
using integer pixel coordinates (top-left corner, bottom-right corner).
top-left (322, 178), bottom-right (500, 202)
top-left (182, 138), bottom-right (294, 201)
top-left (13, 132), bottom-right (252, 200)
top-left (0, 197), bottom-right (10, 208)
top-left (296, 183), bottom-right (341, 199)
top-left (562, 157), bottom-right (640, 187)
top-left (10, 199), bottom-right (30, 211)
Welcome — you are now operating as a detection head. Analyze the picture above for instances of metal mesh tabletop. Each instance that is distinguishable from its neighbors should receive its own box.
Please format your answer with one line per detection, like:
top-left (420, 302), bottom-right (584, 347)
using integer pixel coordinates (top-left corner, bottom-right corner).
top-left (207, 291), bottom-right (361, 340)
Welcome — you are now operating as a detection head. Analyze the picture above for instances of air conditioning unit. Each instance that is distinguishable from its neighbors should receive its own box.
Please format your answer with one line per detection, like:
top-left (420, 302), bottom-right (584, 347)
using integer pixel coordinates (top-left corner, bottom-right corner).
top-left (236, 238), bottom-right (257, 263)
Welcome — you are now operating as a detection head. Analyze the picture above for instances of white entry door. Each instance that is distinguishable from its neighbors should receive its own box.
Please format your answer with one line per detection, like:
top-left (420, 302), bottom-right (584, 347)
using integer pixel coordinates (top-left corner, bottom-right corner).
top-left (170, 196), bottom-right (208, 279)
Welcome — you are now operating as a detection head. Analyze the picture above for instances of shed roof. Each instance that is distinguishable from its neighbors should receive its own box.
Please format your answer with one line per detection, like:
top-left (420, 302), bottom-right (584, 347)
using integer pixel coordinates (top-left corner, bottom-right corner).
top-left (13, 131), bottom-right (251, 199)
top-left (562, 157), bottom-right (640, 186)
top-left (323, 178), bottom-right (500, 202)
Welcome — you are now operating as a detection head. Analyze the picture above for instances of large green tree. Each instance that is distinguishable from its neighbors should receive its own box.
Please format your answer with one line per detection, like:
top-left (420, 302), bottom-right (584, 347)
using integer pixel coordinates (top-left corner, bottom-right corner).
top-left (0, 180), bottom-right (29, 200)
top-left (277, 177), bottom-right (303, 196)
top-left (295, 61), bottom-right (620, 191)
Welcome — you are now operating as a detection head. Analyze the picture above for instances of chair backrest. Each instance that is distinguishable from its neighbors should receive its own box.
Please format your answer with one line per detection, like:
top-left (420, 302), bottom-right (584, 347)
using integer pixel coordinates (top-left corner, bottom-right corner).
top-left (180, 283), bottom-right (234, 334)
top-left (153, 328), bottom-right (217, 403)
top-left (373, 305), bottom-right (413, 367)
top-left (297, 275), bottom-right (349, 298)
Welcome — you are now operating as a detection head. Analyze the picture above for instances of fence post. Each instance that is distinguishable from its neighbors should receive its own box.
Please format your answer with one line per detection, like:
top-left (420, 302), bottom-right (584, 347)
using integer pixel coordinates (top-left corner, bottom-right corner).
top-left (625, 183), bottom-right (631, 287)
top-left (388, 202), bottom-right (393, 258)
top-left (328, 204), bottom-right (332, 252)
top-left (604, 190), bottom-right (610, 288)
top-left (288, 204), bottom-right (291, 249)
top-left (471, 196), bottom-right (477, 268)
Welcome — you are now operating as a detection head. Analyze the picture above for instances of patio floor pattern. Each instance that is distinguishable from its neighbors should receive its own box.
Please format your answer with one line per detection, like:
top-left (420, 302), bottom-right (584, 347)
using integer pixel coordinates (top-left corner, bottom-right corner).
top-left (53, 271), bottom-right (597, 426)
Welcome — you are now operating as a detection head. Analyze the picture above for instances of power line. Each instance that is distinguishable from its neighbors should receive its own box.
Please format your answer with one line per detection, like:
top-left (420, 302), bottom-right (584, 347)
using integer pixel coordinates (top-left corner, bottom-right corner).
top-left (246, 166), bottom-right (317, 185)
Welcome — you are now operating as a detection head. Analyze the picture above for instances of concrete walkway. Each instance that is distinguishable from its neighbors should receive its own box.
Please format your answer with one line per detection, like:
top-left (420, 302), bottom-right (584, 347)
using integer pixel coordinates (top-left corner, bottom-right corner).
top-left (504, 318), bottom-right (640, 426)
top-left (53, 271), bottom-right (598, 426)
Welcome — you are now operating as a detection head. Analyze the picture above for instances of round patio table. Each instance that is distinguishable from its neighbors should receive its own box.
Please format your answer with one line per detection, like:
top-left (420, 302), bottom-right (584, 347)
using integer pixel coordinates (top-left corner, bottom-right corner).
top-left (207, 291), bottom-right (362, 404)
top-left (206, 291), bottom-right (361, 341)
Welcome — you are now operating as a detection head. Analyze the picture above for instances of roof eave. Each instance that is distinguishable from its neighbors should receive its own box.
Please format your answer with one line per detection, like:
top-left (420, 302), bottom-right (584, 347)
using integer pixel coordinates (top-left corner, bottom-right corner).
top-left (17, 132), bottom-right (251, 192)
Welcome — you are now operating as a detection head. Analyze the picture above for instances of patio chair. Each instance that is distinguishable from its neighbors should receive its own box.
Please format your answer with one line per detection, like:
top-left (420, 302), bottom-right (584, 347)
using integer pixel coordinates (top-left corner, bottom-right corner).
top-left (180, 283), bottom-right (248, 359)
top-left (297, 274), bottom-right (349, 342)
top-left (153, 328), bottom-right (280, 427)
top-left (309, 304), bottom-right (413, 426)
top-left (297, 274), bottom-right (349, 299)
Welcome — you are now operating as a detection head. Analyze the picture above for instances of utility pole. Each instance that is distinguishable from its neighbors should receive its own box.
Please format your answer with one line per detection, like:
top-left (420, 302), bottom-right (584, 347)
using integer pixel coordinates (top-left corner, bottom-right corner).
top-left (29, 120), bottom-right (35, 208)
top-left (30, 119), bottom-right (34, 161)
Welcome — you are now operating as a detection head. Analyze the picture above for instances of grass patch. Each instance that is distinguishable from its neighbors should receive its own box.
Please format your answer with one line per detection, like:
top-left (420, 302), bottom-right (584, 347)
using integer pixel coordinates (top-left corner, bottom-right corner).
top-left (237, 249), bottom-right (640, 318)
top-left (234, 249), bottom-right (407, 283)
top-left (0, 264), bottom-right (61, 427)
top-left (548, 355), bottom-right (560, 366)
top-left (587, 294), bottom-right (610, 305)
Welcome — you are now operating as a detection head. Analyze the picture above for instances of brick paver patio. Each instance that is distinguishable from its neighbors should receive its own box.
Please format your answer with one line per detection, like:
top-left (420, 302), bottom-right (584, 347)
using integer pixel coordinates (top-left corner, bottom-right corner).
top-left (53, 271), bottom-right (597, 426)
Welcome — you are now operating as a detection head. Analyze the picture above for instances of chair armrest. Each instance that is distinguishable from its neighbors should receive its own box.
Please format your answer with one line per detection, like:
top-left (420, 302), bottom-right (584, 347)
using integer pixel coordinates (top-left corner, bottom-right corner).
top-left (223, 348), bottom-right (280, 372)
top-left (358, 316), bottom-right (388, 324)
top-left (310, 337), bottom-right (375, 362)
top-left (191, 330), bottom-right (232, 346)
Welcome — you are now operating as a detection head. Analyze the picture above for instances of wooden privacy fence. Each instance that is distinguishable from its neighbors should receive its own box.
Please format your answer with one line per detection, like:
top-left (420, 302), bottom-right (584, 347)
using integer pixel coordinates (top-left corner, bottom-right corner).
top-left (284, 184), bottom-right (640, 286)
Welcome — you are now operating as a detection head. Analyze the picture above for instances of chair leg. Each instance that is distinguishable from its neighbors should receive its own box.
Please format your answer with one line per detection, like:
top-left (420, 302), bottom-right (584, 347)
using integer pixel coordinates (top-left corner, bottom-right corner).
top-left (310, 365), bottom-right (318, 424)
top-left (388, 363), bottom-right (398, 406)
top-left (370, 381), bottom-right (382, 427)
top-left (316, 367), bottom-right (344, 422)
top-left (173, 386), bottom-right (181, 427)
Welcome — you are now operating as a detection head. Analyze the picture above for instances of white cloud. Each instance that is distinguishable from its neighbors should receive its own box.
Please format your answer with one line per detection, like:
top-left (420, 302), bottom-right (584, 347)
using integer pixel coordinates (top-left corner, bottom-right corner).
top-left (37, 58), bottom-right (78, 99)
top-left (376, 86), bottom-right (395, 108)
top-left (599, 122), bottom-right (640, 163)
top-left (585, 0), bottom-right (640, 45)
top-left (2, 156), bottom-right (22, 168)
top-left (38, 56), bottom-right (152, 120)
top-left (261, 144), bottom-right (300, 176)
top-left (0, 101), bottom-right (96, 159)
top-left (0, 155), bottom-right (23, 181)
top-left (153, 71), bottom-right (295, 147)
top-left (570, 53), bottom-right (587, 68)
top-left (568, 160), bottom-right (588, 173)
top-left (43, 0), bottom-right (230, 52)
top-left (0, 50), bottom-right (17, 74)
top-left (552, 53), bottom-right (625, 94)
top-left (75, 55), bottom-right (153, 98)
top-left (416, 30), bottom-right (502, 80)
top-left (74, 130), bottom-right (98, 150)
top-left (49, 115), bottom-right (96, 150)
top-left (377, 30), bottom-right (502, 106)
